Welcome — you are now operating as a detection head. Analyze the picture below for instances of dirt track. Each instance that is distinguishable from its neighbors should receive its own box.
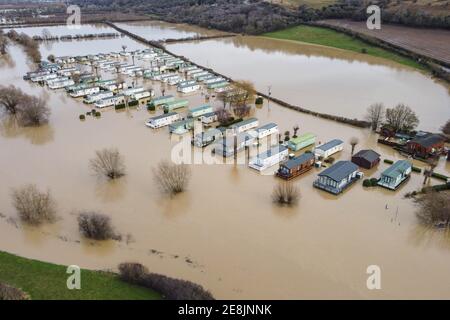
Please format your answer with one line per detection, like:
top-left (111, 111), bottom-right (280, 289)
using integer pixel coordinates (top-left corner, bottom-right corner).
top-left (317, 19), bottom-right (450, 66)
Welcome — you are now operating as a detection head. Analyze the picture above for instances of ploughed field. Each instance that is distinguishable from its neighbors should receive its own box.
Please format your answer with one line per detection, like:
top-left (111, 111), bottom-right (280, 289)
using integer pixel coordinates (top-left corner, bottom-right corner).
top-left (317, 19), bottom-right (450, 66)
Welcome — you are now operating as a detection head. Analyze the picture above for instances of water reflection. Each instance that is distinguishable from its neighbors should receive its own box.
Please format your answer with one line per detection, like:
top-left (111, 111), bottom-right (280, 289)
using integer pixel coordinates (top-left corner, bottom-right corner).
top-left (95, 178), bottom-right (127, 203)
top-left (0, 116), bottom-right (54, 145)
top-left (409, 224), bottom-right (450, 250)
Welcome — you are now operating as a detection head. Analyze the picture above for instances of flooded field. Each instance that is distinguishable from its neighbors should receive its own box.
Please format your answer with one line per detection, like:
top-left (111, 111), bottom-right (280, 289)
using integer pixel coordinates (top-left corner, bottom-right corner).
top-left (3, 23), bottom-right (117, 37)
top-left (115, 20), bottom-right (229, 41)
top-left (0, 26), bottom-right (450, 299)
top-left (166, 36), bottom-right (450, 132)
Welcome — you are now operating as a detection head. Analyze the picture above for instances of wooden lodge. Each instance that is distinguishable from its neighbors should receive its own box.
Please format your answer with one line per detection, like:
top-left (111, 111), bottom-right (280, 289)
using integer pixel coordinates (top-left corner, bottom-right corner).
top-left (351, 149), bottom-right (381, 169)
top-left (276, 153), bottom-right (315, 180)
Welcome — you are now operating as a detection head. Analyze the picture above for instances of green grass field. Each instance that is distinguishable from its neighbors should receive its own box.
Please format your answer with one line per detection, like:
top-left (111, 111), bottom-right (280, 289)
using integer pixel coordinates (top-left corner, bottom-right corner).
top-left (264, 25), bottom-right (425, 70)
top-left (0, 251), bottom-right (161, 300)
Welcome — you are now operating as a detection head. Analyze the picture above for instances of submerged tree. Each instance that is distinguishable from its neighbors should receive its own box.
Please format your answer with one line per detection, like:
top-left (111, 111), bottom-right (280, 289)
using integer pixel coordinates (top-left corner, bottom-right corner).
top-left (77, 211), bottom-right (120, 241)
top-left (349, 137), bottom-right (359, 156)
top-left (17, 96), bottom-right (51, 126)
top-left (11, 184), bottom-right (56, 225)
top-left (90, 148), bottom-right (126, 179)
top-left (384, 104), bottom-right (419, 133)
top-left (153, 160), bottom-right (191, 195)
top-left (0, 85), bottom-right (26, 115)
top-left (441, 119), bottom-right (450, 136)
top-left (272, 182), bottom-right (300, 206)
top-left (365, 103), bottom-right (385, 131)
top-left (415, 191), bottom-right (450, 229)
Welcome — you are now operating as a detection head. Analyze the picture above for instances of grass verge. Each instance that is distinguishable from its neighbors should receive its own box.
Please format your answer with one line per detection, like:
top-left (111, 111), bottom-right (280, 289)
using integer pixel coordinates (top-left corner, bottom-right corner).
top-left (0, 251), bottom-right (161, 300)
top-left (264, 25), bottom-right (425, 70)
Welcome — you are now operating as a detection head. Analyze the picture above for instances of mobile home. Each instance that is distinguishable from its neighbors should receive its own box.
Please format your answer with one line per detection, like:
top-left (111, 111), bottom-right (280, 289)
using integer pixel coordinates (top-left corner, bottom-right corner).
top-left (94, 94), bottom-right (125, 108)
top-left (255, 123), bottom-right (278, 140)
top-left (177, 83), bottom-right (201, 94)
top-left (188, 105), bottom-right (213, 118)
top-left (193, 128), bottom-right (223, 147)
top-left (249, 145), bottom-right (289, 172)
top-left (146, 112), bottom-right (181, 129)
top-left (230, 118), bottom-right (259, 135)
top-left (277, 152), bottom-right (315, 180)
top-left (199, 111), bottom-right (218, 124)
top-left (83, 91), bottom-right (114, 104)
top-left (314, 139), bottom-right (344, 159)
top-left (313, 161), bottom-right (360, 195)
top-left (148, 95), bottom-right (175, 109)
top-left (162, 99), bottom-right (190, 113)
top-left (169, 118), bottom-right (195, 135)
top-left (70, 86), bottom-right (100, 98)
top-left (288, 133), bottom-right (316, 152)
top-left (377, 160), bottom-right (412, 190)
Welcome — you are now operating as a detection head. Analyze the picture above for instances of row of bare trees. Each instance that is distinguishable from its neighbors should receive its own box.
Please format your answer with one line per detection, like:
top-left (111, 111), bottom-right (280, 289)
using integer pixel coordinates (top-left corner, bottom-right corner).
top-left (0, 85), bottom-right (51, 127)
top-left (365, 103), bottom-right (419, 133)
top-left (5, 30), bottom-right (41, 63)
top-left (216, 80), bottom-right (256, 125)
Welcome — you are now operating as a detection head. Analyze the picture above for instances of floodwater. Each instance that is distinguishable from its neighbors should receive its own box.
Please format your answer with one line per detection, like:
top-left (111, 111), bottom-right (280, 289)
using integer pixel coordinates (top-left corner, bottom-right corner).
top-left (0, 27), bottom-right (450, 300)
top-left (3, 23), bottom-right (117, 37)
top-left (166, 36), bottom-right (450, 132)
top-left (115, 20), bottom-right (229, 41)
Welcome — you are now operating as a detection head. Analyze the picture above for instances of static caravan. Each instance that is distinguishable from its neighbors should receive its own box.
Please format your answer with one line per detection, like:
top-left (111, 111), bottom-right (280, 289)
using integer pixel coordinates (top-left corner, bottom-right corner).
top-left (277, 152), bottom-right (315, 180)
top-left (163, 99), bottom-right (190, 113)
top-left (132, 91), bottom-right (152, 104)
top-left (145, 112), bottom-right (181, 129)
top-left (186, 68), bottom-right (202, 75)
top-left (214, 132), bottom-right (256, 158)
top-left (57, 67), bottom-right (78, 77)
top-left (169, 118), bottom-right (195, 135)
top-left (48, 79), bottom-right (75, 90)
top-left (188, 105), bottom-right (213, 118)
top-left (148, 95), bottom-right (175, 109)
top-left (177, 80), bottom-right (197, 87)
top-left (193, 129), bottom-right (223, 148)
top-left (197, 74), bottom-right (214, 82)
top-left (83, 91), bottom-right (114, 104)
top-left (230, 118), bottom-right (259, 135)
top-left (314, 139), bottom-right (344, 159)
top-left (94, 94), bottom-right (125, 108)
top-left (288, 133), bottom-right (316, 152)
top-left (70, 86), bottom-right (100, 98)
top-left (199, 111), bottom-right (218, 124)
top-left (204, 77), bottom-right (224, 84)
top-left (177, 83), bottom-right (201, 94)
top-left (313, 161), bottom-right (360, 195)
top-left (249, 145), bottom-right (289, 172)
top-left (191, 71), bottom-right (209, 79)
top-left (180, 66), bottom-right (198, 72)
top-left (207, 80), bottom-right (229, 89)
top-left (122, 87), bottom-right (144, 97)
top-left (31, 73), bottom-right (58, 82)
top-left (160, 73), bottom-right (179, 83)
top-left (168, 76), bottom-right (183, 86)
top-left (255, 123), bottom-right (278, 140)
top-left (377, 160), bottom-right (412, 190)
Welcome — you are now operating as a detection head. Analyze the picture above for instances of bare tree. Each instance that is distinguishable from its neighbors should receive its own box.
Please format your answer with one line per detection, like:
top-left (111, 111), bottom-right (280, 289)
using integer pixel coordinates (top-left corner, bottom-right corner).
top-left (293, 125), bottom-right (299, 138)
top-left (0, 283), bottom-right (29, 300)
top-left (17, 96), bottom-right (51, 127)
top-left (90, 148), bottom-right (126, 179)
top-left (77, 211), bottom-right (120, 240)
top-left (11, 184), bottom-right (56, 225)
top-left (350, 137), bottom-right (359, 155)
top-left (423, 157), bottom-right (438, 185)
top-left (441, 119), bottom-right (450, 136)
top-left (153, 160), bottom-right (191, 195)
top-left (415, 191), bottom-right (450, 229)
top-left (47, 54), bottom-right (55, 63)
top-left (216, 108), bottom-right (232, 125)
top-left (0, 85), bottom-right (26, 115)
top-left (232, 104), bottom-right (251, 118)
top-left (272, 182), bottom-right (299, 206)
top-left (365, 103), bottom-right (385, 131)
top-left (71, 73), bottom-right (81, 84)
top-left (384, 104), bottom-right (419, 133)
top-left (284, 130), bottom-right (290, 142)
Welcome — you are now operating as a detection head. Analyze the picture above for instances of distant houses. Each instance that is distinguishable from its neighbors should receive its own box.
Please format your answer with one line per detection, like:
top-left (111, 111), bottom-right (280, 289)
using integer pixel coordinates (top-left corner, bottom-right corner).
top-left (287, 133), bottom-right (316, 152)
top-left (277, 152), bottom-right (315, 180)
top-left (314, 139), bottom-right (344, 159)
top-left (313, 161), bottom-right (360, 195)
top-left (377, 160), bottom-right (412, 190)
top-left (351, 149), bottom-right (381, 169)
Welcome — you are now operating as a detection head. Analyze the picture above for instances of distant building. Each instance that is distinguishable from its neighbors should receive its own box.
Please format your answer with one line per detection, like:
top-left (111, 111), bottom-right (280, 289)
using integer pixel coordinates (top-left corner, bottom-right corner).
top-left (255, 123), bottom-right (278, 140)
top-left (249, 145), bottom-right (289, 172)
top-left (351, 149), bottom-right (381, 169)
top-left (145, 112), bottom-right (180, 129)
top-left (277, 152), bottom-right (315, 180)
top-left (378, 160), bottom-right (412, 190)
top-left (313, 161), bottom-right (360, 195)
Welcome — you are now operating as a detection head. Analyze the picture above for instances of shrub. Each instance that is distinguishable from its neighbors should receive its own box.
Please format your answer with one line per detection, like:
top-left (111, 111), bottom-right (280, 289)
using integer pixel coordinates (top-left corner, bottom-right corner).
top-left (384, 159), bottom-right (394, 164)
top-left (77, 211), bottom-right (120, 241)
top-left (363, 179), bottom-right (371, 187)
top-left (95, 111), bottom-right (101, 117)
top-left (17, 96), bottom-right (51, 127)
top-left (431, 172), bottom-right (449, 181)
top-left (86, 111), bottom-right (91, 116)
top-left (153, 161), bottom-right (191, 195)
top-left (118, 262), bottom-right (214, 300)
top-left (11, 184), bottom-right (56, 225)
top-left (412, 166), bottom-right (422, 173)
top-left (272, 182), bottom-right (299, 206)
top-left (255, 97), bottom-right (263, 104)
top-left (370, 178), bottom-right (379, 186)
top-left (89, 148), bottom-right (126, 179)
top-left (147, 104), bottom-right (156, 111)
top-left (128, 100), bottom-right (138, 107)
top-left (415, 191), bottom-right (450, 229)
top-left (115, 104), bottom-right (125, 110)
top-left (79, 114), bottom-right (85, 120)
top-left (324, 157), bottom-right (335, 164)
top-left (361, 48), bottom-right (367, 54)
top-left (0, 283), bottom-right (29, 300)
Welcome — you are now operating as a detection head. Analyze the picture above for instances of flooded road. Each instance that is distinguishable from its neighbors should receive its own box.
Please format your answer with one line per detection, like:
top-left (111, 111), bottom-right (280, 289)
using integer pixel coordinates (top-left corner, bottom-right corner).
top-left (0, 25), bottom-right (450, 299)
top-left (167, 36), bottom-right (450, 132)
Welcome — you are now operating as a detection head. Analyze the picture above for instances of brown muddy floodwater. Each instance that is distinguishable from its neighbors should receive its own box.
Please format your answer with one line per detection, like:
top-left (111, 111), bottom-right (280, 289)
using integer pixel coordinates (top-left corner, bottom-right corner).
top-left (0, 26), bottom-right (450, 299)
top-left (166, 36), bottom-right (450, 132)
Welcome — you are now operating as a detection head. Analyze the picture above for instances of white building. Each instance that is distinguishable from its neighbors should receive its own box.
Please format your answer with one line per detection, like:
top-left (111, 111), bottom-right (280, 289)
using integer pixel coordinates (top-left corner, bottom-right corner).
top-left (95, 94), bottom-right (125, 108)
top-left (70, 86), bottom-right (100, 98)
top-left (48, 79), bottom-right (75, 90)
top-left (249, 145), bottom-right (289, 171)
top-left (145, 112), bottom-right (181, 129)
top-left (83, 91), bottom-right (114, 104)
top-left (255, 123), bottom-right (278, 139)
top-left (31, 73), bottom-right (58, 82)
top-left (199, 111), bottom-right (218, 124)
top-left (314, 139), bottom-right (344, 159)
top-left (177, 83), bottom-right (200, 94)
top-left (230, 118), bottom-right (259, 135)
